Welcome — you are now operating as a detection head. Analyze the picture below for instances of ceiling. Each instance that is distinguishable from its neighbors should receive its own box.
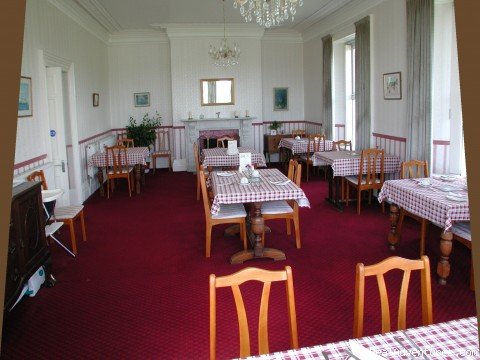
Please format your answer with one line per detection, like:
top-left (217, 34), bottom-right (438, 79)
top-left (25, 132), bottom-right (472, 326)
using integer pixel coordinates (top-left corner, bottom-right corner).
top-left (74, 0), bottom-right (356, 33)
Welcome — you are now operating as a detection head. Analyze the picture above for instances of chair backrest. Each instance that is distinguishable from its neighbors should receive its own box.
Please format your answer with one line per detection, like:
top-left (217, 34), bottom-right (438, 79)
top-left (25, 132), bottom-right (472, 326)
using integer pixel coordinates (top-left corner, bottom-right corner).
top-left (209, 266), bottom-right (298, 360)
top-left (216, 136), bottom-right (234, 148)
top-left (199, 168), bottom-right (212, 217)
top-left (291, 129), bottom-right (306, 138)
top-left (353, 256), bottom-right (433, 338)
top-left (400, 160), bottom-right (429, 179)
top-left (307, 134), bottom-right (324, 156)
top-left (333, 140), bottom-right (352, 151)
top-left (27, 170), bottom-right (48, 190)
top-left (155, 129), bottom-right (170, 152)
top-left (357, 149), bottom-right (384, 186)
top-left (117, 138), bottom-right (135, 148)
top-left (105, 145), bottom-right (130, 175)
top-left (193, 142), bottom-right (201, 172)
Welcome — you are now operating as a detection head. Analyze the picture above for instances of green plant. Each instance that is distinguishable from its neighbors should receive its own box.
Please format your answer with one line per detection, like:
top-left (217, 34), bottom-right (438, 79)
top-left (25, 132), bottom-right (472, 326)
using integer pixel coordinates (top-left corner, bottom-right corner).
top-left (125, 111), bottom-right (161, 148)
top-left (269, 121), bottom-right (282, 131)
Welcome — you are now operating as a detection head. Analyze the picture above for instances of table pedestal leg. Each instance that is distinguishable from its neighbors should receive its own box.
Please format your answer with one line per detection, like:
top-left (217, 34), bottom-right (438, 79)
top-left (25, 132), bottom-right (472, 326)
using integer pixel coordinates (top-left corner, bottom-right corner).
top-left (437, 230), bottom-right (453, 285)
top-left (134, 165), bottom-right (141, 194)
top-left (388, 203), bottom-right (400, 251)
top-left (97, 170), bottom-right (105, 197)
top-left (230, 203), bottom-right (286, 264)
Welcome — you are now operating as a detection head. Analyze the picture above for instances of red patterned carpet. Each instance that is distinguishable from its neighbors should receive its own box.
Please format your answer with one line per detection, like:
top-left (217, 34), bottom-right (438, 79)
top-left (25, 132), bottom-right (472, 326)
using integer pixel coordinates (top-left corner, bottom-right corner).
top-left (1, 169), bottom-right (476, 359)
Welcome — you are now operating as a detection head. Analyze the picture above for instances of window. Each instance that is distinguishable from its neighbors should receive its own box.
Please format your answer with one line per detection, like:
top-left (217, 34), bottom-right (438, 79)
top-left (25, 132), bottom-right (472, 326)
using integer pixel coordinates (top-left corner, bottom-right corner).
top-left (345, 41), bottom-right (355, 149)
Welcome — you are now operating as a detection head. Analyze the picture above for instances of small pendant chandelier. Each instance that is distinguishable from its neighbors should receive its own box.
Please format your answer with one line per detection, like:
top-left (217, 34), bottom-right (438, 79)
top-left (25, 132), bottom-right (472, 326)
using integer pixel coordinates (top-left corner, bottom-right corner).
top-left (209, 0), bottom-right (240, 67)
top-left (233, 0), bottom-right (304, 28)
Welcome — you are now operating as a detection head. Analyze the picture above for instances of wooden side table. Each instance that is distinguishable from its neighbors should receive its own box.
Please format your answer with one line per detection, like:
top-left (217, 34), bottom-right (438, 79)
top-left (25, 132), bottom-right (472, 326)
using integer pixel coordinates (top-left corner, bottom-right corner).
top-left (264, 134), bottom-right (289, 164)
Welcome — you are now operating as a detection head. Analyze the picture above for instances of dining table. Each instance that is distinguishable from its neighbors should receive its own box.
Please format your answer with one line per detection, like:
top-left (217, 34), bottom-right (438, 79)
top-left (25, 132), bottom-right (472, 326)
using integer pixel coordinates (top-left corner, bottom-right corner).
top-left (209, 168), bottom-right (310, 264)
top-left (378, 175), bottom-right (469, 285)
top-left (315, 151), bottom-right (401, 210)
top-left (279, 138), bottom-right (334, 165)
top-left (88, 146), bottom-right (150, 196)
top-left (202, 146), bottom-right (267, 170)
top-left (242, 316), bottom-right (479, 359)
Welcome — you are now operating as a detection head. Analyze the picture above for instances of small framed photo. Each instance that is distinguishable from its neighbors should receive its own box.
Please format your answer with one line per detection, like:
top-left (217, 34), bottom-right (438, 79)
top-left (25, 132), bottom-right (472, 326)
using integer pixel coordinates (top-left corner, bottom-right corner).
top-left (270, 129), bottom-right (277, 135)
top-left (18, 76), bottom-right (33, 117)
top-left (273, 87), bottom-right (288, 111)
top-left (93, 93), bottom-right (99, 107)
top-left (383, 72), bottom-right (402, 100)
top-left (134, 92), bottom-right (150, 107)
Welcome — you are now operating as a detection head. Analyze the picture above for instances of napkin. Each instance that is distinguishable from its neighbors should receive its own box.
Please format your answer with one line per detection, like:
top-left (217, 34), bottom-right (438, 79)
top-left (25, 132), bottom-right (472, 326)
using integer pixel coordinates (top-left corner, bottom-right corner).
top-left (348, 339), bottom-right (385, 360)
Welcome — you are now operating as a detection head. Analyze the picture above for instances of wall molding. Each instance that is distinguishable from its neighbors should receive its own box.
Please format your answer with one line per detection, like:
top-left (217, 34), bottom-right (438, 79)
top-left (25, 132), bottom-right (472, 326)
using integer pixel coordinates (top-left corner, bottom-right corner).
top-left (109, 30), bottom-right (169, 45)
top-left (74, 0), bottom-right (122, 33)
top-left (48, 0), bottom-right (110, 44)
top-left (162, 23), bottom-right (265, 39)
top-left (262, 29), bottom-right (303, 43)
top-left (14, 154), bottom-right (48, 170)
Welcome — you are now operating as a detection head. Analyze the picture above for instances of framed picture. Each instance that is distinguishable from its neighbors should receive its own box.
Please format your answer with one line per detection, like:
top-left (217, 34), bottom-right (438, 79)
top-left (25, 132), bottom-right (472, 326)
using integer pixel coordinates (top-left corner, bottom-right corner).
top-left (273, 87), bottom-right (288, 111)
top-left (134, 92), bottom-right (150, 107)
top-left (18, 76), bottom-right (33, 117)
top-left (383, 72), bottom-right (402, 100)
top-left (93, 93), bottom-right (99, 107)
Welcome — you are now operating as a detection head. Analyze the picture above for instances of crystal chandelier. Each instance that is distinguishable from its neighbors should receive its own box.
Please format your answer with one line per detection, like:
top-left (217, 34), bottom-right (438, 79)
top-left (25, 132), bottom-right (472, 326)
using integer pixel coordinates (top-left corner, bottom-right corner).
top-left (209, 0), bottom-right (240, 67)
top-left (233, 0), bottom-right (304, 28)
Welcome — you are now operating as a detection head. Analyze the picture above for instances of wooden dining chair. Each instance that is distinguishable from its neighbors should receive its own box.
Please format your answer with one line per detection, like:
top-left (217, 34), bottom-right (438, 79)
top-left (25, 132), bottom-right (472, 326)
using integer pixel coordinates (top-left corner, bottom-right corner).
top-left (105, 145), bottom-right (134, 198)
top-left (152, 129), bottom-right (172, 173)
top-left (397, 160), bottom-right (429, 256)
top-left (209, 266), bottom-right (298, 360)
top-left (345, 149), bottom-right (385, 215)
top-left (199, 170), bottom-right (247, 258)
top-left (117, 138), bottom-right (135, 148)
top-left (332, 140), bottom-right (352, 151)
top-left (261, 160), bottom-right (302, 248)
top-left (298, 134), bottom-right (324, 182)
top-left (27, 170), bottom-right (87, 255)
top-left (194, 142), bottom-right (209, 201)
top-left (291, 129), bottom-right (306, 138)
top-left (216, 136), bottom-right (235, 148)
top-left (451, 222), bottom-right (474, 290)
top-left (353, 256), bottom-right (433, 338)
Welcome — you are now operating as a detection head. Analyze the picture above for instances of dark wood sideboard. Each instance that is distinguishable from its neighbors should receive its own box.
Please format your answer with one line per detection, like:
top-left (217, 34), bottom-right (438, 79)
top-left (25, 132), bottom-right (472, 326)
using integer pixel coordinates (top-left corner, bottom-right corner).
top-left (4, 181), bottom-right (55, 313)
top-left (263, 134), bottom-right (290, 163)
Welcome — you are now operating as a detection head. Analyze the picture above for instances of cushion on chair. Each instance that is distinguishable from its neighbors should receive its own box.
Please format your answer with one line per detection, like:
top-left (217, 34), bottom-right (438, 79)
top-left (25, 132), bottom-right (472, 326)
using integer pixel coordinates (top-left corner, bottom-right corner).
top-left (53, 205), bottom-right (84, 220)
top-left (153, 150), bottom-right (171, 155)
top-left (451, 221), bottom-right (471, 242)
top-left (345, 175), bottom-right (382, 185)
top-left (45, 222), bottom-right (64, 237)
top-left (212, 203), bottom-right (247, 220)
top-left (261, 200), bottom-right (294, 215)
top-left (108, 167), bottom-right (134, 174)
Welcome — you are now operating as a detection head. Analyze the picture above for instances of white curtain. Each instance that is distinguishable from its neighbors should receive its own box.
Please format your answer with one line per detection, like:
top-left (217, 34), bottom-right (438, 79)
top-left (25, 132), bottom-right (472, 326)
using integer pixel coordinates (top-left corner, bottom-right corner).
top-left (354, 16), bottom-right (371, 150)
top-left (322, 35), bottom-right (333, 139)
top-left (406, 0), bottom-right (433, 163)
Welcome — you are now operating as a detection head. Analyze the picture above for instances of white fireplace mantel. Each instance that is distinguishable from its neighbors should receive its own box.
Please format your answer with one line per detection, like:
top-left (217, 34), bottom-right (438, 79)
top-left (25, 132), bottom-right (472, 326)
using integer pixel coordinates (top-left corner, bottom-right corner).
top-left (182, 117), bottom-right (256, 172)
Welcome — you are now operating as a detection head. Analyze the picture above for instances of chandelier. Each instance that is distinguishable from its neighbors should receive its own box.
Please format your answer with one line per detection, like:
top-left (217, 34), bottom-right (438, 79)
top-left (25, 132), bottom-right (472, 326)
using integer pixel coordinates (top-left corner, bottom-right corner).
top-left (209, 0), bottom-right (240, 67)
top-left (233, 0), bottom-right (304, 28)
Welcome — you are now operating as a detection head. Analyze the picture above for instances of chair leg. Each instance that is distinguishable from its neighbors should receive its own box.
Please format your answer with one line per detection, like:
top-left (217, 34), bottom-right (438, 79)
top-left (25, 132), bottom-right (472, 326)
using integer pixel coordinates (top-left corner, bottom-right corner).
top-left (205, 225), bottom-right (212, 258)
top-left (286, 218), bottom-right (291, 236)
top-left (153, 156), bottom-right (156, 175)
top-left (169, 155), bottom-right (172, 171)
top-left (107, 177), bottom-right (110, 199)
top-left (241, 221), bottom-right (247, 250)
top-left (397, 209), bottom-right (405, 241)
top-left (127, 174), bottom-right (132, 197)
top-left (79, 210), bottom-right (87, 242)
top-left (293, 215), bottom-right (301, 249)
top-left (67, 219), bottom-right (78, 255)
top-left (357, 189), bottom-right (362, 215)
top-left (419, 219), bottom-right (428, 256)
top-left (196, 174), bottom-right (201, 201)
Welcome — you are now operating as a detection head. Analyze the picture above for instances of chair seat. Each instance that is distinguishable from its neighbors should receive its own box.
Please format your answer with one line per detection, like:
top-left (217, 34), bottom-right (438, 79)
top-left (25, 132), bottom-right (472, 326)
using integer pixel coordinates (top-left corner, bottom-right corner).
top-left (45, 222), bottom-right (64, 237)
top-left (108, 167), bottom-right (134, 174)
top-left (212, 203), bottom-right (246, 219)
top-left (261, 200), bottom-right (294, 214)
top-left (153, 150), bottom-right (171, 156)
top-left (451, 221), bottom-right (471, 241)
top-left (345, 175), bottom-right (382, 185)
top-left (53, 205), bottom-right (84, 219)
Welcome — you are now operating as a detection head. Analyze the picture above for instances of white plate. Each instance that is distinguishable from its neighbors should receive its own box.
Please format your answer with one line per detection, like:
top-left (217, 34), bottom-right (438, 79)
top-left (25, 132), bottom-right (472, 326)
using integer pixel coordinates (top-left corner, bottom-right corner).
top-left (440, 175), bottom-right (457, 182)
top-left (436, 185), bottom-right (461, 192)
top-left (347, 152), bottom-right (360, 156)
top-left (446, 194), bottom-right (468, 202)
top-left (418, 182), bottom-right (432, 188)
top-left (217, 172), bottom-right (235, 177)
top-left (268, 179), bottom-right (291, 186)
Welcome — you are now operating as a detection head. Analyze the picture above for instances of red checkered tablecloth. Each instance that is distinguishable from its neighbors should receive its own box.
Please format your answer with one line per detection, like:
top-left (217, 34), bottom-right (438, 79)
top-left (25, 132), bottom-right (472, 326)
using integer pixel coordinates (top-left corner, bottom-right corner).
top-left (378, 177), bottom-right (469, 231)
top-left (210, 168), bottom-right (310, 215)
top-left (202, 147), bottom-right (267, 168)
top-left (243, 317), bottom-right (479, 359)
top-left (88, 147), bottom-right (150, 167)
top-left (315, 151), bottom-right (401, 177)
top-left (279, 138), bottom-right (334, 155)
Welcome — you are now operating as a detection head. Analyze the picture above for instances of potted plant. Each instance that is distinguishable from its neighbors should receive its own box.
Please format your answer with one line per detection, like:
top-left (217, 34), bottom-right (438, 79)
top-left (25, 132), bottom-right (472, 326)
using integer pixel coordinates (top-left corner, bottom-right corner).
top-left (268, 121), bottom-right (282, 135)
top-left (125, 111), bottom-right (162, 150)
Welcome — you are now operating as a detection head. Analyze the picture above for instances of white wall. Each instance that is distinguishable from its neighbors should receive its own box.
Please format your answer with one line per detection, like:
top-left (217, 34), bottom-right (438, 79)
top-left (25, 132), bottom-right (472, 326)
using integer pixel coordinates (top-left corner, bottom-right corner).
top-left (108, 34), bottom-right (172, 128)
top-left (262, 38), bottom-right (304, 121)
top-left (303, 37), bottom-right (323, 123)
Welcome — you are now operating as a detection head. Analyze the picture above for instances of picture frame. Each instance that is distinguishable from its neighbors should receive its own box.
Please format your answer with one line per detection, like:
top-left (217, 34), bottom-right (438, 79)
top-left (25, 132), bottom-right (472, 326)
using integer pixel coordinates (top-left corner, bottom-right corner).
top-left (18, 76), bottom-right (33, 117)
top-left (134, 92), bottom-right (150, 107)
top-left (273, 87), bottom-right (288, 111)
top-left (383, 72), bottom-right (402, 100)
top-left (93, 93), bottom-right (99, 107)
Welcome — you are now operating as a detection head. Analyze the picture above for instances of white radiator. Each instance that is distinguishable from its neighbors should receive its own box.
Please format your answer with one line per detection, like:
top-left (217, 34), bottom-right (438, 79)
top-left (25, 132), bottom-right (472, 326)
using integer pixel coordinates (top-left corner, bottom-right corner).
top-left (85, 143), bottom-right (98, 179)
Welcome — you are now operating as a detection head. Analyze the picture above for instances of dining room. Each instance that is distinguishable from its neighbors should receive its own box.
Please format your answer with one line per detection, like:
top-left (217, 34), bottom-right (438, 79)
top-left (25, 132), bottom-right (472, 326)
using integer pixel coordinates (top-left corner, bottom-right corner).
top-left (2, 0), bottom-right (479, 359)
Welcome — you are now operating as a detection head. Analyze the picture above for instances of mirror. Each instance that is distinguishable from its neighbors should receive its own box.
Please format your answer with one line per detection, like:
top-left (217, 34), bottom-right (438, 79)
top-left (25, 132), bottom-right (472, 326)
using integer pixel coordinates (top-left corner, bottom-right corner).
top-left (200, 78), bottom-right (235, 106)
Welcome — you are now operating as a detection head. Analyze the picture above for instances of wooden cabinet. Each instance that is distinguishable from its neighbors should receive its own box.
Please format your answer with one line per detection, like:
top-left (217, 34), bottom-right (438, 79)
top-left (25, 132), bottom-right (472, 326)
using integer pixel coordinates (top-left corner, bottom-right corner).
top-left (264, 134), bottom-right (289, 163)
top-left (4, 181), bottom-right (54, 313)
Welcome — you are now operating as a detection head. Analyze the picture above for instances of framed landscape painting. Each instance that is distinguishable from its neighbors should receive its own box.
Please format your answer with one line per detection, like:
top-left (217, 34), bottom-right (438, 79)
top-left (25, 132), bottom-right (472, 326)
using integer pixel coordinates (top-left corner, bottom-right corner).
top-left (134, 92), bottom-right (150, 107)
top-left (18, 76), bottom-right (32, 117)
top-left (273, 87), bottom-right (288, 111)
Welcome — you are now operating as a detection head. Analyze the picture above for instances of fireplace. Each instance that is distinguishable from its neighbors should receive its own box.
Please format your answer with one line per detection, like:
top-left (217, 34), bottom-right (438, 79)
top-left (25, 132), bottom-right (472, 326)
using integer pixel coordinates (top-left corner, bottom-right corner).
top-left (182, 116), bottom-right (255, 172)
top-left (198, 129), bottom-right (240, 151)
